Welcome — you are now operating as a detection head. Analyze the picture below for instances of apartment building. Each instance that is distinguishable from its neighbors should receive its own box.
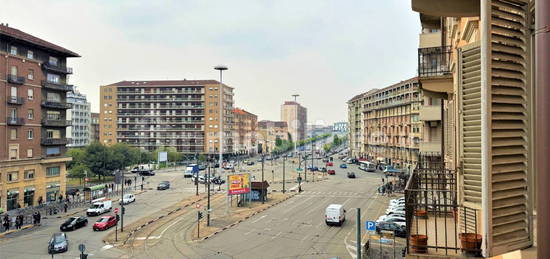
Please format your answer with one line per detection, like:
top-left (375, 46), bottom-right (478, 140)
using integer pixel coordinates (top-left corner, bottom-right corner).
top-left (257, 120), bottom-right (288, 154)
top-left (363, 78), bottom-right (422, 168)
top-left (406, 1), bottom-right (536, 257)
top-left (90, 112), bottom-right (99, 143)
top-left (332, 122), bottom-right (348, 133)
top-left (232, 108), bottom-right (257, 155)
top-left (280, 101), bottom-right (307, 142)
top-left (99, 80), bottom-right (234, 155)
top-left (0, 24), bottom-right (78, 212)
top-left (66, 90), bottom-right (91, 147)
top-left (347, 93), bottom-right (365, 158)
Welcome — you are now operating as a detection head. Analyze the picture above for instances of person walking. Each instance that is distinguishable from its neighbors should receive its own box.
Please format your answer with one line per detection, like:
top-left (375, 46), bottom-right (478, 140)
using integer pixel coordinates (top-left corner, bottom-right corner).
top-left (37, 211), bottom-right (41, 225)
top-left (3, 215), bottom-right (9, 231)
top-left (64, 202), bottom-right (68, 213)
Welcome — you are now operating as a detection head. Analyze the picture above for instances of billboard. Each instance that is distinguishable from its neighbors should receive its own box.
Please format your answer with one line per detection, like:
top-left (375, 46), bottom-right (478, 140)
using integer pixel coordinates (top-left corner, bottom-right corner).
top-left (228, 173), bottom-right (251, 195)
top-left (158, 152), bottom-right (168, 162)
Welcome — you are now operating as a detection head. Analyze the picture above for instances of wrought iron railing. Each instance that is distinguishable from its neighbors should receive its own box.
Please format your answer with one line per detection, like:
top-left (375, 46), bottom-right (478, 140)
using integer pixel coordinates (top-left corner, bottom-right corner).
top-left (418, 46), bottom-right (451, 77)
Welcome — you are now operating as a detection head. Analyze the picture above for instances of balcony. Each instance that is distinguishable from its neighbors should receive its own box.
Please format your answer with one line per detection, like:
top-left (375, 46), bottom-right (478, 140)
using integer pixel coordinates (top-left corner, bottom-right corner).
top-left (6, 117), bottom-right (25, 126)
top-left (7, 96), bottom-right (24, 105)
top-left (418, 46), bottom-right (453, 94)
top-left (41, 119), bottom-right (72, 127)
top-left (419, 105), bottom-right (441, 121)
top-left (419, 142), bottom-right (441, 154)
top-left (41, 80), bottom-right (74, 92)
top-left (41, 63), bottom-right (73, 74)
top-left (411, 0), bottom-right (480, 18)
top-left (7, 74), bottom-right (25, 85)
top-left (41, 138), bottom-right (68, 145)
top-left (41, 101), bottom-right (72, 109)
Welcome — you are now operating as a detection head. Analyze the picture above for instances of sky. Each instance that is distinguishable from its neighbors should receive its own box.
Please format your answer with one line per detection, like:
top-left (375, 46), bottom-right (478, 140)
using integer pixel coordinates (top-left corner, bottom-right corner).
top-left (1, 0), bottom-right (420, 125)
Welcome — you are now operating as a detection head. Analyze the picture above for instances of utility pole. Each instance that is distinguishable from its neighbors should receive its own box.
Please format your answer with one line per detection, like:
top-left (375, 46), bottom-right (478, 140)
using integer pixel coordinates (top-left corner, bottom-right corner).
top-left (282, 155), bottom-right (286, 193)
top-left (356, 207), bottom-right (361, 259)
top-left (120, 170), bottom-right (124, 232)
top-left (207, 162), bottom-right (211, 226)
top-left (261, 154), bottom-right (265, 204)
top-left (311, 135), bottom-right (315, 182)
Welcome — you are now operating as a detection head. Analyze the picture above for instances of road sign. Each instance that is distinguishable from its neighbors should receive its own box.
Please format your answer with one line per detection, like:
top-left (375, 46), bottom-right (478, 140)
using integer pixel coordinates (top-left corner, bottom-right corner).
top-left (296, 168), bottom-right (304, 172)
top-left (114, 208), bottom-right (119, 214)
top-left (78, 244), bottom-right (86, 253)
top-left (366, 221), bottom-right (376, 231)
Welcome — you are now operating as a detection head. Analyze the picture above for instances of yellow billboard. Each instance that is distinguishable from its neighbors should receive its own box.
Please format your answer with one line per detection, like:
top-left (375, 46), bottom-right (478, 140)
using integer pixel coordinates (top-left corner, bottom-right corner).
top-left (227, 173), bottom-right (251, 195)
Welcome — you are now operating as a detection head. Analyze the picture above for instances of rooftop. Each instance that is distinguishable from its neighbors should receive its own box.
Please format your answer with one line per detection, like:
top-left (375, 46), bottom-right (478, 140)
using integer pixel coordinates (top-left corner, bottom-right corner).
top-left (107, 80), bottom-right (232, 88)
top-left (258, 120), bottom-right (287, 128)
top-left (0, 24), bottom-right (80, 57)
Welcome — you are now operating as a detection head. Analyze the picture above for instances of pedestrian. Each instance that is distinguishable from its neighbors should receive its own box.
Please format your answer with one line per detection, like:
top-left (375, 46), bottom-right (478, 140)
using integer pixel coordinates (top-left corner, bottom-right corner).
top-left (3, 214), bottom-right (9, 231)
top-left (37, 211), bottom-right (41, 224)
top-left (64, 202), bottom-right (68, 213)
top-left (38, 196), bottom-right (43, 206)
top-left (382, 177), bottom-right (385, 184)
top-left (381, 185), bottom-right (386, 196)
top-left (11, 215), bottom-right (16, 229)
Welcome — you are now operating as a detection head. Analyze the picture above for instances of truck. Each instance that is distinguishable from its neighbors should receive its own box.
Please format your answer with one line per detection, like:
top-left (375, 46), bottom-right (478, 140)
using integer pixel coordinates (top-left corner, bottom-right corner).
top-left (184, 164), bottom-right (199, 178)
top-left (86, 198), bottom-right (112, 216)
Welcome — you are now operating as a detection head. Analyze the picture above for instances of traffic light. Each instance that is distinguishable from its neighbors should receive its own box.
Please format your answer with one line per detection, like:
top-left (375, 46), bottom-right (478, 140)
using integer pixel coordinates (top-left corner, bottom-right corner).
top-left (198, 211), bottom-right (203, 219)
top-left (122, 207), bottom-right (126, 215)
top-left (116, 214), bottom-right (120, 222)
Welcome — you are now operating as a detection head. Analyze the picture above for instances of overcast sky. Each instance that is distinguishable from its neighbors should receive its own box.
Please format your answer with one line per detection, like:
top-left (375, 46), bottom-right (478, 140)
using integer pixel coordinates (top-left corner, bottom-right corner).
top-left (2, 0), bottom-right (420, 125)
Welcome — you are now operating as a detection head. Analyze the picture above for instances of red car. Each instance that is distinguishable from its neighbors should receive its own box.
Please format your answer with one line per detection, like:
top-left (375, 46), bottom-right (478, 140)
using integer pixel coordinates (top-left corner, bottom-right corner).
top-left (93, 215), bottom-right (117, 231)
top-left (328, 169), bottom-right (336, 175)
top-left (327, 162), bottom-right (334, 167)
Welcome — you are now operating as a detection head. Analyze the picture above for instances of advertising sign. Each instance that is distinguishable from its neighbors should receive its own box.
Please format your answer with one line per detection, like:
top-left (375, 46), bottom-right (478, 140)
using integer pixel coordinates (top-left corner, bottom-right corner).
top-left (227, 173), bottom-right (251, 195)
top-left (158, 151), bottom-right (168, 162)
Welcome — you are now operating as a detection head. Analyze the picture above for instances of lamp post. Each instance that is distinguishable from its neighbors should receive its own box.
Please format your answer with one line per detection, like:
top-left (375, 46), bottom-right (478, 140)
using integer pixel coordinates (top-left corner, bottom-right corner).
top-left (292, 94), bottom-right (299, 156)
top-left (214, 65), bottom-right (228, 214)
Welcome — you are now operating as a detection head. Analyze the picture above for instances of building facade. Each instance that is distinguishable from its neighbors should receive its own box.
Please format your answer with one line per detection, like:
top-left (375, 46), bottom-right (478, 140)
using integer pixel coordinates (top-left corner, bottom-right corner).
top-left (280, 101), bottom-right (307, 142)
top-left (0, 24), bottom-right (78, 212)
top-left (332, 122), bottom-right (348, 133)
top-left (257, 120), bottom-right (288, 154)
top-left (99, 80), bottom-right (234, 155)
top-left (90, 112), bottom-right (99, 143)
top-left (232, 108), bottom-right (257, 155)
top-left (66, 90), bottom-right (91, 147)
top-left (347, 93), bottom-right (366, 158)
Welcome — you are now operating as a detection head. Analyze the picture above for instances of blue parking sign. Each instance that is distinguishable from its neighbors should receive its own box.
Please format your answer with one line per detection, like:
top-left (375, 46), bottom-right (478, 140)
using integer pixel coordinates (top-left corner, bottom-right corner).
top-left (366, 221), bottom-right (376, 231)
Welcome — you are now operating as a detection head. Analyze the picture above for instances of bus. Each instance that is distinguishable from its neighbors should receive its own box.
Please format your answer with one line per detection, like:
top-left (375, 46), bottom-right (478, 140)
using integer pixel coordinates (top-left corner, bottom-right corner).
top-left (359, 161), bottom-right (376, 172)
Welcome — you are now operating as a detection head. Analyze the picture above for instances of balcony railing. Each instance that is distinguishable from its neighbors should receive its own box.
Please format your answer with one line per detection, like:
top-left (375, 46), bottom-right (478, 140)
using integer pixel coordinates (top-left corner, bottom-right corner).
top-left (41, 80), bottom-right (74, 92)
top-left (41, 101), bottom-right (72, 109)
top-left (418, 46), bottom-right (451, 77)
top-left (7, 96), bottom-right (24, 105)
top-left (6, 117), bottom-right (25, 126)
top-left (7, 74), bottom-right (25, 85)
top-left (42, 63), bottom-right (73, 74)
top-left (41, 138), bottom-right (68, 145)
top-left (41, 119), bottom-right (72, 127)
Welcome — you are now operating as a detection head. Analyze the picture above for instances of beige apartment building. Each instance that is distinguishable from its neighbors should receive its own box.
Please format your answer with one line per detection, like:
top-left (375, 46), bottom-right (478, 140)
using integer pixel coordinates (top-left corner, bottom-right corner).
top-left (347, 93), bottom-right (365, 158)
top-left (257, 120), bottom-right (288, 154)
top-left (280, 101), bottom-right (307, 143)
top-left (232, 108), bottom-right (257, 155)
top-left (406, 0), bottom-right (537, 258)
top-left (0, 24), bottom-right (77, 212)
top-left (99, 80), bottom-right (234, 155)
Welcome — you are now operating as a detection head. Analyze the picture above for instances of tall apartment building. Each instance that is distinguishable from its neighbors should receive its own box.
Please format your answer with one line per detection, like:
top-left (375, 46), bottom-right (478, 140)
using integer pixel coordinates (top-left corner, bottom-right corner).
top-left (257, 120), bottom-right (288, 154)
top-left (99, 80), bottom-right (234, 155)
top-left (280, 101), bottom-right (307, 142)
top-left (405, 1), bottom-right (536, 257)
top-left (66, 90), bottom-right (91, 148)
top-left (0, 24), bottom-right (78, 211)
top-left (332, 122), bottom-right (348, 133)
top-left (90, 112), bottom-right (99, 143)
top-left (363, 78), bottom-right (422, 167)
top-left (347, 93), bottom-right (366, 158)
top-left (232, 108), bottom-right (257, 155)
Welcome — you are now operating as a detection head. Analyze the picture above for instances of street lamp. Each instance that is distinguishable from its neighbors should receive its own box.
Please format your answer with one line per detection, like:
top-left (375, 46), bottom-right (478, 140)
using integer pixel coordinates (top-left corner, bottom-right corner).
top-left (292, 94), bottom-right (299, 155)
top-left (215, 65), bottom-right (228, 214)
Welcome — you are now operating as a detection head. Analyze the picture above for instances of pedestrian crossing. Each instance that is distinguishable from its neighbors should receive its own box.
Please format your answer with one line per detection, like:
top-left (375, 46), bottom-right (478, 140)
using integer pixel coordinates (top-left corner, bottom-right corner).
top-left (297, 191), bottom-right (367, 197)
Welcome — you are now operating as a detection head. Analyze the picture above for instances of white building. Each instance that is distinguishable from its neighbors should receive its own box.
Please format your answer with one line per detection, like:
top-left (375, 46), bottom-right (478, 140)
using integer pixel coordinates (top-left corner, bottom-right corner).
top-left (66, 90), bottom-right (91, 147)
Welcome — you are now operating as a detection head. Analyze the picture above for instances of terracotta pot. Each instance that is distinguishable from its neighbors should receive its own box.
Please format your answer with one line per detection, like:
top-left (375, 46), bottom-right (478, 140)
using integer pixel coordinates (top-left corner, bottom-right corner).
top-left (459, 233), bottom-right (482, 256)
top-left (414, 209), bottom-right (427, 218)
top-left (409, 234), bottom-right (428, 254)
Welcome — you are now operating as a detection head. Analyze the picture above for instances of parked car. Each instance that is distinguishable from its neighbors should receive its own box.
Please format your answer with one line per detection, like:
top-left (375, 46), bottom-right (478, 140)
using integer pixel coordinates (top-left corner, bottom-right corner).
top-left (378, 213), bottom-right (406, 222)
top-left (376, 222), bottom-right (407, 237)
top-left (93, 215), bottom-right (117, 231)
top-left (386, 207), bottom-right (405, 215)
top-left (247, 161), bottom-right (254, 166)
top-left (121, 194), bottom-right (136, 204)
top-left (326, 162), bottom-right (334, 166)
top-left (347, 172), bottom-right (356, 178)
top-left (198, 164), bottom-right (206, 171)
top-left (157, 181), bottom-right (170, 190)
top-left (327, 169), bottom-right (336, 175)
top-left (211, 176), bottom-right (226, 185)
top-left (48, 232), bottom-right (68, 254)
top-left (340, 164), bottom-right (347, 169)
top-left (60, 216), bottom-right (88, 231)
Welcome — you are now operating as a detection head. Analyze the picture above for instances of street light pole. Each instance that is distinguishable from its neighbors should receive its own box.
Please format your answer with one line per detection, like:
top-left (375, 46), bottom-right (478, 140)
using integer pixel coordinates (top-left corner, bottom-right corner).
top-left (214, 65), bottom-right (228, 214)
top-left (207, 161), bottom-right (211, 226)
top-left (292, 94), bottom-right (299, 155)
top-left (282, 155), bottom-right (286, 193)
top-left (261, 153), bottom-right (265, 204)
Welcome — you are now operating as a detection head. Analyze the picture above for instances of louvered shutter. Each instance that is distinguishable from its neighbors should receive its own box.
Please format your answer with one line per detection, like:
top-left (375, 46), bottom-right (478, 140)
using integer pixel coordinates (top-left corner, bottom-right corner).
top-left (488, 0), bottom-right (531, 253)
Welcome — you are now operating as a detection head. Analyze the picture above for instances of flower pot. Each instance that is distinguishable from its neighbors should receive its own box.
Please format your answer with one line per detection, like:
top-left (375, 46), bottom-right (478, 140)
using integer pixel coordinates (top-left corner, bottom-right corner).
top-left (410, 234), bottom-right (428, 253)
top-left (414, 209), bottom-right (427, 218)
top-left (459, 233), bottom-right (482, 256)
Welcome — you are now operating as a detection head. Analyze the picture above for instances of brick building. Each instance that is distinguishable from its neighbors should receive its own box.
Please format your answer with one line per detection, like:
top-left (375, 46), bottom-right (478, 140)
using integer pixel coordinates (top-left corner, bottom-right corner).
top-left (257, 120), bottom-right (288, 154)
top-left (232, 108), bottom-right (257, 155)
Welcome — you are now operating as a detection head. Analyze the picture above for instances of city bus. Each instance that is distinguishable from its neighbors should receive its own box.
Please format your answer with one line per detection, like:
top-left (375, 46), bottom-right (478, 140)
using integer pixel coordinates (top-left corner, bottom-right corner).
top-left (359, 161), bottom-right (376, 172)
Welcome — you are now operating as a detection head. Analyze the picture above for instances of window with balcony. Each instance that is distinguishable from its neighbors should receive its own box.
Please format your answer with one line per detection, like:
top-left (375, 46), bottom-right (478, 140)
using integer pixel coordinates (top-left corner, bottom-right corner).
top-left (47, 92), bottom-right (61, 102)
top-left (46, 147), bottom-right (61, 156)
top-left (46, 129), bottom-right (60, 139)
top-left (10, 46), bottom-right (17, 55)
top-left (48, 56), bottom-right (58, 66)
top-left (27, 50), bottom-right (33, 59)
top-left (47, 73), bottom-right (60, 84)
top-left (10, 66), bottom-right (17, 76)
top-left (47, 110), bottom-right (61, 120)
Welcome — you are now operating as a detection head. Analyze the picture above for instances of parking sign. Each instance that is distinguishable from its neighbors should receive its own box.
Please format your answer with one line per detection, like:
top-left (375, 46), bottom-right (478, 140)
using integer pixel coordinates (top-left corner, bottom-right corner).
top-left (366, 221), bottom-right (376, 231)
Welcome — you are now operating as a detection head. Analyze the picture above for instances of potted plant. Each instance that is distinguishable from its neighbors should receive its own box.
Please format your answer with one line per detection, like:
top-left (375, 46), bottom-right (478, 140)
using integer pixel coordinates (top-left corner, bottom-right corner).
top-left (409, 234), bottom-right (428, 253)
top-left (459, 233), bottom-right (482, 256)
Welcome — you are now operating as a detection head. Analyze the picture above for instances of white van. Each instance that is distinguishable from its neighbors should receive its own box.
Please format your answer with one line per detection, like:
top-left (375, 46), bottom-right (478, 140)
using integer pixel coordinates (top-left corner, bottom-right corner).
top-left (325, 204), bottom-right (346, 226)
top-left (86, 198), bottom-right (112, 216)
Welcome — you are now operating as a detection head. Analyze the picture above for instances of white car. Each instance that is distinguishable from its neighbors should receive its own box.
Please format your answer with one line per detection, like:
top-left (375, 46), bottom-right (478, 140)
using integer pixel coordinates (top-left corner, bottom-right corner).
top-left (121, 194), bottom-right (135, 204)
top-left (378, 213), bottom-right (406, 222)
top-left (377, 217), bottom-right (406, 227)
top-left (386, 206), bottom-right (405, 215)
top-left (390, 197), bottom-right (405, 204)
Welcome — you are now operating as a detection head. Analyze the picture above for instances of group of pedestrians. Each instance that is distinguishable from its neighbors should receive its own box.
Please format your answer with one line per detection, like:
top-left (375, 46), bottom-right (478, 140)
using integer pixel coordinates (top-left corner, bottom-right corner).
top-left (379, 177), bottom-right (395, 196)
top-left (2, 214), bottom-right (28, 231)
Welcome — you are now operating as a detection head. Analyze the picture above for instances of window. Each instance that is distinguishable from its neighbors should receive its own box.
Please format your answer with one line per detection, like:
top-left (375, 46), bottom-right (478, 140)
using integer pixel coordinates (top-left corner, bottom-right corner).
top-left (46, 167), bottom-right (60, 177)
top-left (47, 73), bottom-right (60, 84)
top-left (46, 92), bottom-right (61, 102)
top-left (27, 129), bottom-right (33, 140)
top-left (27, 50), bottom-right (33, 59)
top-left (47, 111), bottom-right (61, 120)
top-left (10, 46), bottom-right (17, 55)
top-left (7, 172), bottom-right (18, 182)
top-left (27, 88), bottom-right (34, 100)
top-left (9, 145), bottom-right (18, 160)
top-left (28, 109), bottom-right (34, 120)
top-left (27, 149), bottom-right (33, 158)
top-left (48, 56), bottom-right (58, 66)
top-left (10, 129), bottom-right (17, 140)
top-left (10, 66), bottom-right (17, 76)
top-left (28, 69), bottom-right (34, 80)
top-left (46, 129), bottom-right (60, 139)
top-left (46, 147), bottom-right (60, 155)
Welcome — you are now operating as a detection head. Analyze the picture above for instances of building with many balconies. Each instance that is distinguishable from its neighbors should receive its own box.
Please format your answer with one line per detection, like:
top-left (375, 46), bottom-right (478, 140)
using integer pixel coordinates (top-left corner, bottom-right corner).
top-left (232, 108), bottom-right (257, 156)
top-left (66, 90), bottom-right (91, 147)
top-left (0, 24), bottom-right (78, 212)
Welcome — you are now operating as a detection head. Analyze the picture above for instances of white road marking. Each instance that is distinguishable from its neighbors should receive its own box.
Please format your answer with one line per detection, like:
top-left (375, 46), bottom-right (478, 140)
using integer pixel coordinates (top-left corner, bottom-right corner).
top-left (251, 215), bottom-right (267, 223)
top-left (100, 245), bottom-right (113, 251)
top-left (271, 231), bottom-right (282, 240)
top-left (244, 229), bottom-right (255, 235)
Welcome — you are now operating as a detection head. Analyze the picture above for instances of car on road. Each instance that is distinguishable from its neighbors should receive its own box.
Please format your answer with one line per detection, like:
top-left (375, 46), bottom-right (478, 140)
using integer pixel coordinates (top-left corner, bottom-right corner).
top-left (328, 169), bottom-right (336, 175)
top-left (93, 215), bottom-right (117, 231)
top-left (347, 172), bottom-right (356, 178)
top-left (138, 170), bottom-right (155, 176)
top-left (247, 161), bottom-right (254, 166)
top-left (325, 204), bottom-right (346, 226)
top-left (120, 194), bottom-right (136, 204)
top-left (198, 164), bottom-right (206, 170)
top-left (48, 232), bottom-right (68, 254)
top-left (319, 167), bottom-right (327, 172)
top-left (326, 162), bottom-right (334, 166)
top-left (60, 216), bottom-right (88, 231)
top-left (211, 176), bottom-right (225, 185)
top-left (339, 164), bottom-right (347, 169)
top-left (157, 181), bottom-right (170, 190)
top-left (86, 198), bottom-right (112, 216)
top-left (376, 222), bottom-right (407, 237)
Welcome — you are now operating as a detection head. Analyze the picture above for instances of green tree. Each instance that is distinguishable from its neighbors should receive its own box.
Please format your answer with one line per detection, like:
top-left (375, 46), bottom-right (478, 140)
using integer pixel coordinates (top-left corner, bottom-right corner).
top-left (84, 142), bottom-right (112, 181)
top-left (68, 163), bottom-right (91, 185)
top-left (66, 148), bottom-right (87, 169)
top-left (323, 143), bottom-right (331, 152)
top-left (275, 136), bottom-right (283, 147)
top-left (198, 154), bottom-right (207, 162)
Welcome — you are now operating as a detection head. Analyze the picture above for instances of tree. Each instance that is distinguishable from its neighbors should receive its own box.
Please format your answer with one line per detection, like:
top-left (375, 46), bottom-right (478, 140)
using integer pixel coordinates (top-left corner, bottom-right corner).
top-left (68, 163), bottom-right (90, 185)
top-left (84, 142), bottom-right (112, 181)
top-left (287, 132), bottom-right (293, 144)
top-left (275, 136), bottom-right (283, 147)
top-left (198, 154), bottom-right (207, 162)
top-left (66, 148), bottom-right (86, 169)
top-left (323, 143), bottom-right (331, 152)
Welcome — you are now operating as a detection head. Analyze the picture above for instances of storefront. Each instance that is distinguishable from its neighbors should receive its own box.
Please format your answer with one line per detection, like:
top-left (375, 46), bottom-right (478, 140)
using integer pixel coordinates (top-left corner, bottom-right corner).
top-left (24, 186), bottom-right (35, 207)
top-left (46, 182), bottom-right (60, 202)
top-left (7, 189), bottom-right (19, 211)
